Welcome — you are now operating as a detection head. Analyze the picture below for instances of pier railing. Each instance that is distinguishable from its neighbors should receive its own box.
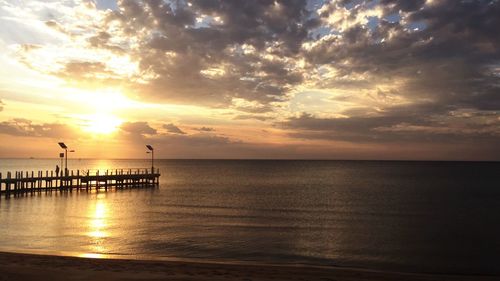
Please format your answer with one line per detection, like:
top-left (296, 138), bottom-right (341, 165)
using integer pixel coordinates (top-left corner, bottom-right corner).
top-left (0, 168), bottom-right (160, 198)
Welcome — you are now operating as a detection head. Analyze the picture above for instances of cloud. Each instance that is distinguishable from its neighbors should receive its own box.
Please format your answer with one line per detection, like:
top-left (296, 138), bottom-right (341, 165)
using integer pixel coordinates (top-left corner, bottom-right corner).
top-left (120, 121), bottom-right (157, 136)
top-left (194, 126), bottom-right (215, 132)
top-left (234, 114), bottom-right (271, 121)
top-left (306, 0), bottom-right (500, 113)
top-left (283, 109), bottom-right (500, 145)
top-left (0, 99), bottom-right (4, 111)
top-left (120, 122), bottom-right (251, 158)
top-left (128, 0), bottom-right (498, 112)
top-left (95, 0), bottom-right (318, 106)
top-left (45, 20), bottom-right (68, 35)
top-left (88, 31), bottom-right (124, 53)
top-left (0, 119), bottom-right (79, 139)
top-left (153, 132), bottom-right (232, 147)
top-left (280, 0), bottom-right (500, 156)
top-left (119, 122), bottom-right (231, 154)
top-left (53, 61), bottom-right (123, 87)
top-left (163, 123), bottom-right (186, 134)
top-left (14, 0), bottom-right (500, 112)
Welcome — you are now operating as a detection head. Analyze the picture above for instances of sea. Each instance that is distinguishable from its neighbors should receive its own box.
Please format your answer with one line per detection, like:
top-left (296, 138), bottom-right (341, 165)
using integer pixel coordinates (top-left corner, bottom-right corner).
top-left (0, 159), bottom-right (499, 275)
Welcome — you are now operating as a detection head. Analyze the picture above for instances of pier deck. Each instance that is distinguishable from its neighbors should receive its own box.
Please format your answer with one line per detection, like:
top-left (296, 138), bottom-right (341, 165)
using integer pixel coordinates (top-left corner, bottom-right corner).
top-left (0, 168), bottom-right (160, 198)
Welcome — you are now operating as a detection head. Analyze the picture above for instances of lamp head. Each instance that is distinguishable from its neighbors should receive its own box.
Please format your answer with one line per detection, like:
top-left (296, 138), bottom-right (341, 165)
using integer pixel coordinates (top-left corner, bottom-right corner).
top-left (146, 145), bottom-right (154, 151)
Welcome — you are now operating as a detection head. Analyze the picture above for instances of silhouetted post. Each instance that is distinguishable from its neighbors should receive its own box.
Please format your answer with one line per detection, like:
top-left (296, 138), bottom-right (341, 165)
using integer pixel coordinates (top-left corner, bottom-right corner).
top-left (58, 142), bottom-right (75, 177)
top-left (31, 171), bottom-right (34, 192)
top-left (6, 172), bottom-right (11, 197)
top-left (77, 170), bottom-right (80, 189)
top-left (58, 142), bottom-right (68, 176)
top-left (146, 145), bottom-right (154, 173)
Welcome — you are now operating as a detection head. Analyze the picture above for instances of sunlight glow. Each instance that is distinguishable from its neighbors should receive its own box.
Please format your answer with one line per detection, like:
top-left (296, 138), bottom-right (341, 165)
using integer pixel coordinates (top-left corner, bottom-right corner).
top-left (83, 113), bottom-right (122, 134)
top-left (67, 88), bottom-right (139, 112)
top-left (78, 253), bottom-right (106, 259)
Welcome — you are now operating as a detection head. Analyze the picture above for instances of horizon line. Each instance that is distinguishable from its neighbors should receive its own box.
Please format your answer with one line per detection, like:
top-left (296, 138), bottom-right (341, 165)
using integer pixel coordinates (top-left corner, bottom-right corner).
top-left (0, 158), bottom-right (498, 163)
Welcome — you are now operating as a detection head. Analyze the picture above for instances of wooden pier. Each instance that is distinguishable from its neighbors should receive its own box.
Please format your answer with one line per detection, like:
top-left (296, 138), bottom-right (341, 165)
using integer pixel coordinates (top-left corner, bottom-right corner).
top-left (0, 168), bottom-right (160, 198)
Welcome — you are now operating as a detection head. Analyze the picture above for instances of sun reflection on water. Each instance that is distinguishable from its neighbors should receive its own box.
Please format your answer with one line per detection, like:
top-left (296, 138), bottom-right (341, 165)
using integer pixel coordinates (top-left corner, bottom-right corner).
top-left (86, 194), bottom-right (109, 254)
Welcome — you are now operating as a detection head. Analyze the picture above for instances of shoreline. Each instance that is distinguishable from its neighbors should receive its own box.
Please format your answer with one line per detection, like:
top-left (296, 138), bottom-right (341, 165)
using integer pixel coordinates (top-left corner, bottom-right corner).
top-left (0, 251), bottom-right (498, 281)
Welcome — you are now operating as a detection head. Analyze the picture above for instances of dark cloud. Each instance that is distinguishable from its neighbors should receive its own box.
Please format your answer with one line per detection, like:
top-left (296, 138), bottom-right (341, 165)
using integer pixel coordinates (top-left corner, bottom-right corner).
top-left (380, 0), bottom-right (426, 12)
top-left (283, 110), bottom-right (500, 146)
top-left (88, 31), bottom-right (124, 53)
top-left (163, 123), bottom-right (186, 134)
top-left (0, 99), bottom-right (4, 112)
top-left (307, 0), bottom-right (500, 113)
top-left (121, 121), bottom-right (157, 135)
top-left (102, 0), bottom-right (317, 106)
top-left (285, 0), bottom-right (500, 155)
top-left (194, 126), bottom-right (215, 132)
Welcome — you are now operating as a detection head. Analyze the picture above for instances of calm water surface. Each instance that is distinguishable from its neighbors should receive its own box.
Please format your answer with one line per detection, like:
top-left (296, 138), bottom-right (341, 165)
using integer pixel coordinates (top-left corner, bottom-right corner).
top-left (0, 159), bottom-right (499, 274)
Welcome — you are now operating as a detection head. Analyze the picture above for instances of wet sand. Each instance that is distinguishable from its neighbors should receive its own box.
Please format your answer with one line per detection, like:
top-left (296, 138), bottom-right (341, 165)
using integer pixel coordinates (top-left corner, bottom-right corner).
top-left (0, 251), bottom-right (497, 281)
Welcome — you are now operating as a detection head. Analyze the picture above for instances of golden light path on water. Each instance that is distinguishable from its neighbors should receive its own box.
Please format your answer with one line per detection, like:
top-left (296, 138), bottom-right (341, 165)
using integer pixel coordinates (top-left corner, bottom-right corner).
top-left (78, 159), bottom-right (136, 259)
top-left (82, 193), bottom-right (109, 258)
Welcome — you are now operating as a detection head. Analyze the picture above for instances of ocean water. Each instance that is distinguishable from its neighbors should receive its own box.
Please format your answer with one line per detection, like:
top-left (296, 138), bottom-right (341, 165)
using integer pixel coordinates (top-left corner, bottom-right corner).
top-left (0, 159), bottom-right (499, 275)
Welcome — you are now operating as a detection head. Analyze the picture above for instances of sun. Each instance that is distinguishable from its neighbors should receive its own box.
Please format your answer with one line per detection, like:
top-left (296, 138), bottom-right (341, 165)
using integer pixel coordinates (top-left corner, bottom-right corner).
top-left (69, 88), bottom-right (145, 135)
top-left (84, 113), bottom-right (122, 134)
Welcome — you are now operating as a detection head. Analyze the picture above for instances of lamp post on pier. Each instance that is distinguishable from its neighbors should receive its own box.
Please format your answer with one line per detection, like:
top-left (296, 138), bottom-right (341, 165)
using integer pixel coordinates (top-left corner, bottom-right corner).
top-left (58, 142), bottom-right (75, 176)
top-left (146, 145), bottom-right (154, 173)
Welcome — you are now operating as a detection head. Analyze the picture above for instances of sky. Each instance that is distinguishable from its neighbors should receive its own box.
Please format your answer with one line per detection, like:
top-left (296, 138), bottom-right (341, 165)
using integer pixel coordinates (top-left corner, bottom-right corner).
top-left (0, 0), bottom-right (499, 160)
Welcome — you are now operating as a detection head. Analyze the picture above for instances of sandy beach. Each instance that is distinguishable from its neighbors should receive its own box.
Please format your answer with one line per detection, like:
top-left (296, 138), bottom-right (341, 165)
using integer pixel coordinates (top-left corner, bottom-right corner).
top-left (0, 251), bottom-right (497, 281)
